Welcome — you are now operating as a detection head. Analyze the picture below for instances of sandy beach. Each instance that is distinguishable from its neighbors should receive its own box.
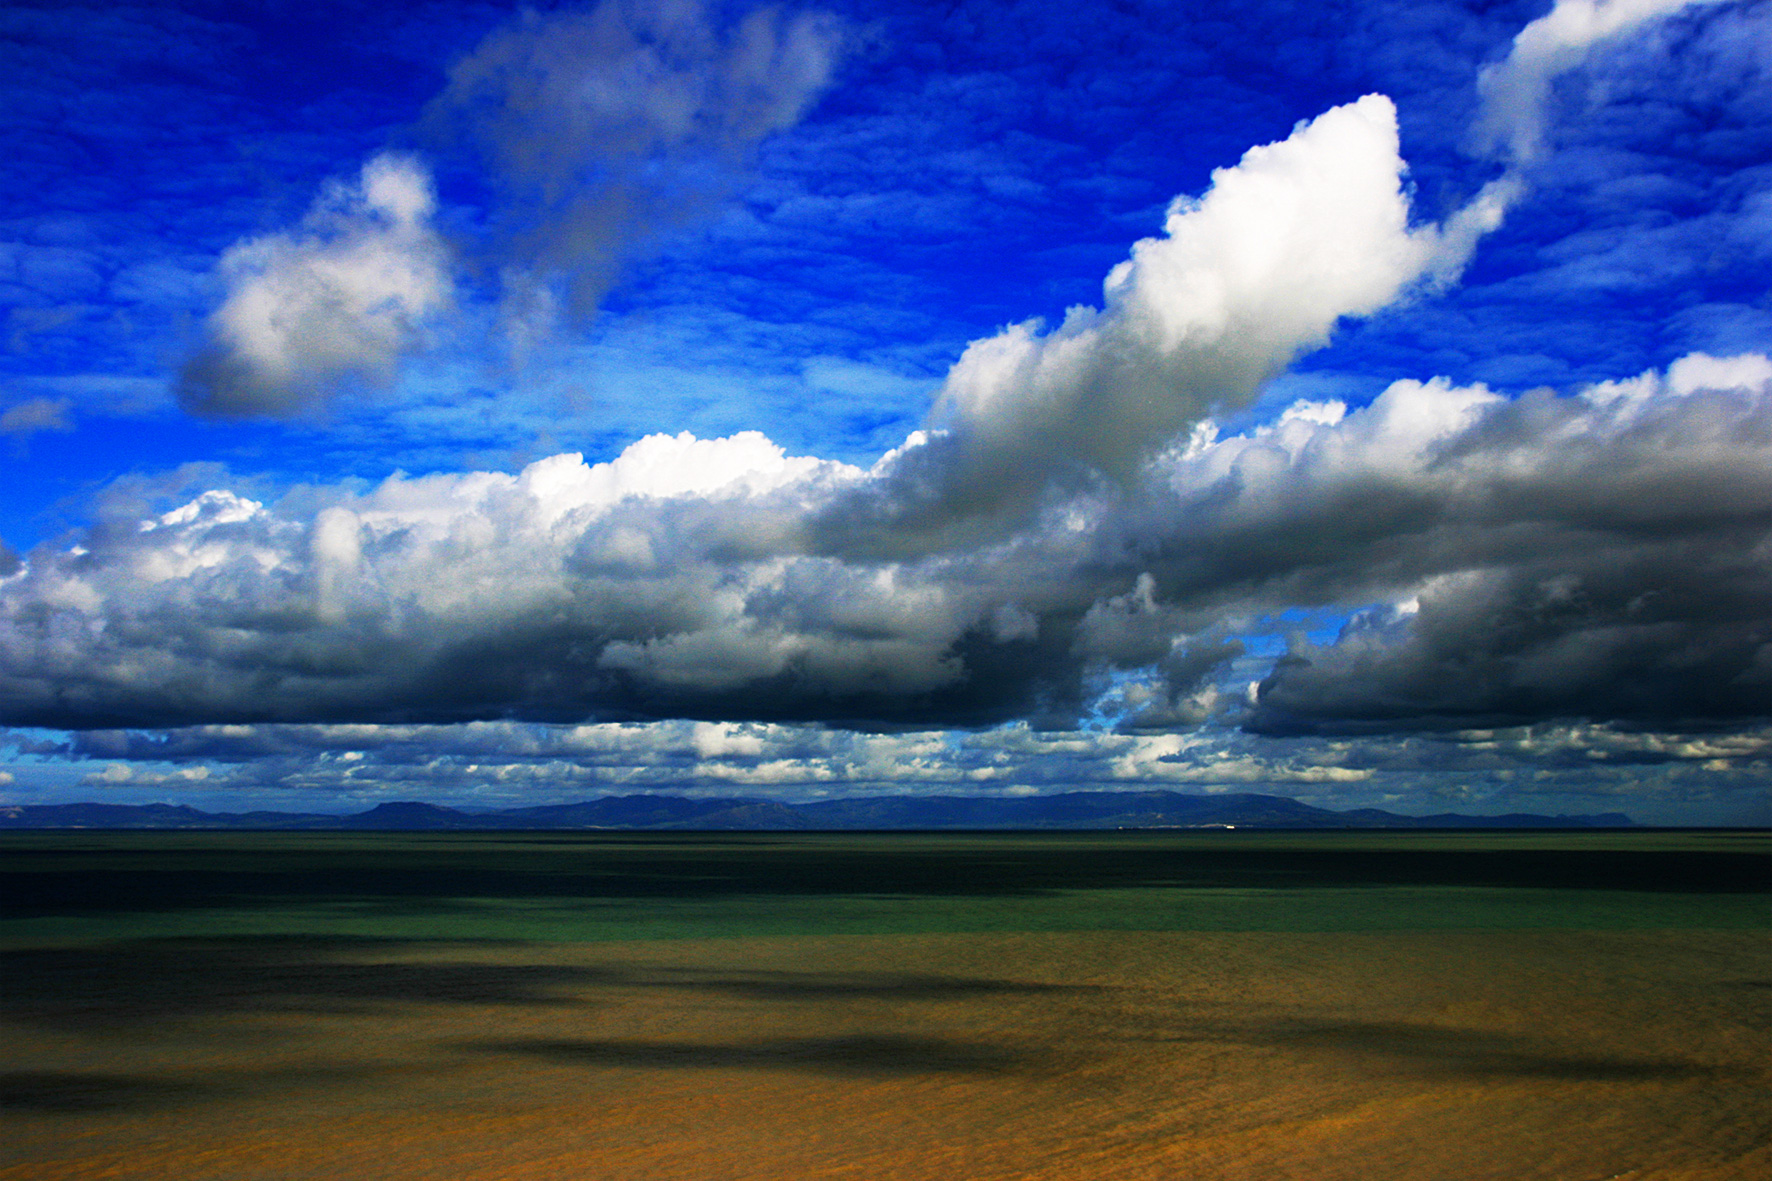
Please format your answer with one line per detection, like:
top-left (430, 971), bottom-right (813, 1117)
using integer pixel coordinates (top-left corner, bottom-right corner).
top-left (5, 926), bottom-right (1767, 1180)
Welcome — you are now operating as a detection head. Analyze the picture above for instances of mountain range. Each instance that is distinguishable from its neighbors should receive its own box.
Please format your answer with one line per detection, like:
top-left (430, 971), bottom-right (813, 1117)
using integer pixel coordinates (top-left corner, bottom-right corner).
top-left (0, 792), bottom-right (1634, 830)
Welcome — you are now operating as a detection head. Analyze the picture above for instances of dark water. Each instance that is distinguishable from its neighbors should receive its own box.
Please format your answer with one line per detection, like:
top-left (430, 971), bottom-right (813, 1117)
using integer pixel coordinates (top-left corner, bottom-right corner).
top-left (2, 829), bottom-right (1766, 944)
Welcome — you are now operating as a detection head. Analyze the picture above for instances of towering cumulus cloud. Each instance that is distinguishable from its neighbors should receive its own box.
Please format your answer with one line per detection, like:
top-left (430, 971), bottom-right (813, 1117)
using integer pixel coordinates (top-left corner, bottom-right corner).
top-left (940, 97), bottom-right (1438, 471)
top-left (827, 96), bottom-right (1478, 552)
top-left (179, 155), bottom-right (451, 418)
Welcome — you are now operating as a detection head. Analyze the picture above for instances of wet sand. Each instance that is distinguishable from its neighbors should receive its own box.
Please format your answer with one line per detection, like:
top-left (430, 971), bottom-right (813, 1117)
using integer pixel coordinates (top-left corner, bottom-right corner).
top-left (5, 927), bottom-right (1768, 1180)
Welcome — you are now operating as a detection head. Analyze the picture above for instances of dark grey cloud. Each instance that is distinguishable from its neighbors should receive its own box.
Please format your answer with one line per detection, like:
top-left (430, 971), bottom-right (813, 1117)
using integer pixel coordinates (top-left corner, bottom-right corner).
top-left (1252, 546), bottom-right (1772, 735)
top-left (4, 351), bottom-right (1770, 740)
top-left (1226, 359), bottom-right (1772, 733)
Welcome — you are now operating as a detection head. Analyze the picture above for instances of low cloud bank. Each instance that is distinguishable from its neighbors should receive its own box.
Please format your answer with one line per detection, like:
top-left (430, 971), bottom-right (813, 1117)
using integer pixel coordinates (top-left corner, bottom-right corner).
top-left (20, 713), bottom-right (1767, 825)
top-left (6, 352), bottom-right (1769, 739)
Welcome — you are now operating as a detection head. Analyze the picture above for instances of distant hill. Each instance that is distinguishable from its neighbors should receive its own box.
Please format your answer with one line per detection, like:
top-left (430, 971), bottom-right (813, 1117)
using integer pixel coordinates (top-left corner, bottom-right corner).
top-left (0, 792), bottom-right (1634, 830)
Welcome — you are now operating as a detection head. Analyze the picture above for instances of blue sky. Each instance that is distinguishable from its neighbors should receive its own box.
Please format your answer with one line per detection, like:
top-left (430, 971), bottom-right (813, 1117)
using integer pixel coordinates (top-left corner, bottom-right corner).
top-left (2, 0), bottom-right (1770, 822)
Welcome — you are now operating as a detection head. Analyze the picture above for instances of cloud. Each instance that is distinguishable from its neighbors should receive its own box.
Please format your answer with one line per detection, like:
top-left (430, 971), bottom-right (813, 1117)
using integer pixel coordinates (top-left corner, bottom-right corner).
top-left (8, 304), bottom-right (88, 353)
top-left (22, 712), bottom-right (1766, 824)
top-left (4, 349), bottom-right (1770, 739)
top-left (169, 2), bottom-right (848, 417)
top-left (80, 760), bottom-right (210, 788)
top-left (1408, 0), bottom-right (1744, 330)
top-left (428, 0), bottom-right (849, 321)
top-left (940, 95), bottom-right (1439, 465)
top-left (1473, 0), bottom-right (1735, 165)
top-left (33, 717), bottom-right (1373, 800)
top-left (5, 16), bottom-right (1767, 755)
top-left (1235, 355), bottom-right (1772, 733)
top-left (0, 396), bottom-right (73, 438)
top-left (178, 154), bottom-right (451, 418)
top-left (817, 95), bottom-right (1501, 555)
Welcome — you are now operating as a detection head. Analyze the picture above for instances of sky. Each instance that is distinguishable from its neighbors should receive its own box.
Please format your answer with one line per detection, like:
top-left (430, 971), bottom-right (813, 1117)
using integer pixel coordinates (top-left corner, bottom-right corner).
top-left (2, 0), bottom-right (1770, 824)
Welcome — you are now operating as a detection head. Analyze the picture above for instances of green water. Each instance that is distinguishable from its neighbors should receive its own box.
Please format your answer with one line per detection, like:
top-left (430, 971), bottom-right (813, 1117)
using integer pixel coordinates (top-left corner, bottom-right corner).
top-left (3, 829), bottom-right (1765, 944)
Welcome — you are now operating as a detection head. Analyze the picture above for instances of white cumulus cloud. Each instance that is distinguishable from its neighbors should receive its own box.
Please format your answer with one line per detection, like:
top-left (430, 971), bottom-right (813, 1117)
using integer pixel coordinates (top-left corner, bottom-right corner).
top-left (178, 154), bottom-right (451, 417)
top-left (830, 95), bottom-right (1506, 554)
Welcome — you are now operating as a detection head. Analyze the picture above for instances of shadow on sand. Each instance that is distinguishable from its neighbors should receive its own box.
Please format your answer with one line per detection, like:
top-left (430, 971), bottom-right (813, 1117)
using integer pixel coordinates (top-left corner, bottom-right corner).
top-left (1, 935), bottom-right (1085, 1030)
top-left (1, 936), bottom-right (597, 1027)
top-left (1262, 1021), bottom-right (1748, 1082)
top-left (469, 1033), bottom-right (1042, 1077)
top-left (0, 1070), bottom-right (214, 1113)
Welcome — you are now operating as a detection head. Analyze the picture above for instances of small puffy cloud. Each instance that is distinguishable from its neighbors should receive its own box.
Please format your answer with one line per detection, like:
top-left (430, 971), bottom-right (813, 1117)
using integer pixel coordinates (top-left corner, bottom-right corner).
top-left (171, 2), bottom-right (848, 415)
top-left (81, 761), bottom-right (210, 788)
top-left (178, 154), bottom-right (451, 418)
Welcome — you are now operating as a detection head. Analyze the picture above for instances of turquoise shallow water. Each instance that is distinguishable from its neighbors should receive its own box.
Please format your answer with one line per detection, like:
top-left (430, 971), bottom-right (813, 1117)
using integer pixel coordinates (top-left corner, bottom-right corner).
top-left (3, 829), bottom-right (1766, 944)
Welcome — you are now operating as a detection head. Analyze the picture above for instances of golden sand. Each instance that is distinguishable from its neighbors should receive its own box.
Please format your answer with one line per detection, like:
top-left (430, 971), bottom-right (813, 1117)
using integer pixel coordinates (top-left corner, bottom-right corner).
top-left (4, 929), bottom-right (1768, 1180)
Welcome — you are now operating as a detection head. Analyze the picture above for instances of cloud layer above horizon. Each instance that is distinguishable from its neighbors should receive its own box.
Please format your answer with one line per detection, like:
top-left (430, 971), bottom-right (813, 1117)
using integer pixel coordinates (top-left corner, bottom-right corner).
top-left (2, 0), bottom-right (1769, 822)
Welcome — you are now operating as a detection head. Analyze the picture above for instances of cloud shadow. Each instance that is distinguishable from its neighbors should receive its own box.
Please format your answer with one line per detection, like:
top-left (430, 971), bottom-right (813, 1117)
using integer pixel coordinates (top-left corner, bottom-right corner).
top-left (0, 1070), bottom-right (214, 1114)
top-left (0, 936), bottom-right (601, 1030)
top-left (1, 935), bottom-right (1089, 1035)
top-left (1263, 1021), bottom-right (1751, 1083)
top-left (470, 1033), bottom-right (1042, 1077)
